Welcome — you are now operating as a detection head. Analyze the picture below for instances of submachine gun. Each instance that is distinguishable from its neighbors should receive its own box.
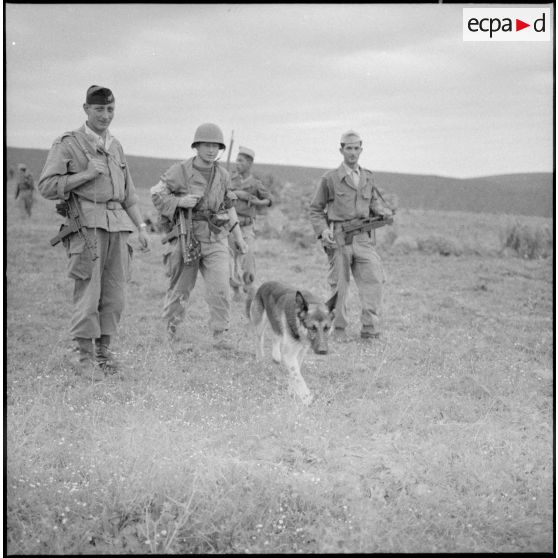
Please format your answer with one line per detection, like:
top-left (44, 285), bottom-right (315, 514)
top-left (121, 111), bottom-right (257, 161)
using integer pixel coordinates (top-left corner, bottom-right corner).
top-left (49, 193), bottom-right (98, 261)
top-left (335, 215), bottom-right (394, 246)
top-left (162, 207), bottom-right (201, 265)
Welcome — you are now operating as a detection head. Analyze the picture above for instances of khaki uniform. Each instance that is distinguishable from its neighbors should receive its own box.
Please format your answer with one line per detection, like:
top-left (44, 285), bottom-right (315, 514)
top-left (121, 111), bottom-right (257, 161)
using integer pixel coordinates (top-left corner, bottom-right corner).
top-left (15, 170), bottom-right (35, 217)
top-left (228, 173), bottom-right (272, 290)
top-left (151, 158), bottom-right (235, 333)
top-left (38, 125), bottom-right (138, 340)
top-left (309, 164), bottom-right (386, 334)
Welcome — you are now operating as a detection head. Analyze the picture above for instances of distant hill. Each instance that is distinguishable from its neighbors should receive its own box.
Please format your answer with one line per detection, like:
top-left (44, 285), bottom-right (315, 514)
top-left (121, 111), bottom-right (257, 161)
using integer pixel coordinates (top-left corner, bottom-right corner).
top-left (5, 146), bottom-right (554, 218)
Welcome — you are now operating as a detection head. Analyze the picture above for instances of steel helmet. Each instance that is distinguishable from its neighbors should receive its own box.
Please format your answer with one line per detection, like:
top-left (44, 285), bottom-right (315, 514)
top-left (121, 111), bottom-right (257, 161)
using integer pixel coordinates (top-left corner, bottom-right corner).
top-left (191, 123), bottom-right (226, 150)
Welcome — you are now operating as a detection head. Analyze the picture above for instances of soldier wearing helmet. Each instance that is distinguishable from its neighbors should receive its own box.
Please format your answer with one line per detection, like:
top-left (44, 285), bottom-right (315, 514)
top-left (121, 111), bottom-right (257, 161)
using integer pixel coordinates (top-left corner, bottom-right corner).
top-left (309, 130), bottom-right (395, 342)
top-left (228, 145), bottom-right (272, 301)
top-left (15, 163), bottom-right (36, 218)
top-left (150, 123), bottom-right (248, 349)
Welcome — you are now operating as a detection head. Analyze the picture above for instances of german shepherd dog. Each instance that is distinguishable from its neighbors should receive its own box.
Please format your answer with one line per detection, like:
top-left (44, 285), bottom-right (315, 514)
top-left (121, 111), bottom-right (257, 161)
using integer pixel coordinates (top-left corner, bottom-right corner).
top-left (246, 281), bottom-right (337, 405)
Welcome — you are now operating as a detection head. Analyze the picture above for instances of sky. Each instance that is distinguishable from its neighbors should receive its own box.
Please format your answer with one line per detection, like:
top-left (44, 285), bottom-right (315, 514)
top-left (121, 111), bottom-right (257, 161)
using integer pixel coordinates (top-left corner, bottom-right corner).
top-left (5, 3), bottom-right (555, 178)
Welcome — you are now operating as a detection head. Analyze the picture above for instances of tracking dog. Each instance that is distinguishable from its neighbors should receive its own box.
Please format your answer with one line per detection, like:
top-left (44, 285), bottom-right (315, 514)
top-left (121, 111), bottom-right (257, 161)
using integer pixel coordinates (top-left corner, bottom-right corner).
top-left (246, 281), bottom-right (337, 405)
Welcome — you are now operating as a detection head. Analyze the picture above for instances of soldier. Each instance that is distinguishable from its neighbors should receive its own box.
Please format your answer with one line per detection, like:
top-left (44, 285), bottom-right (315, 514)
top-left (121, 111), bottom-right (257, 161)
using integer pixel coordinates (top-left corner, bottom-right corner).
top-left (150, 123), bottom-right (248, 349)
top-left (309, 130), bottom-right (394, 342)
top-left (228, 146), bottom-right (272, 300)
top-left (38, 85), bottom-right (150, 378)
top-left (15, 164), bottom-right (35, 218)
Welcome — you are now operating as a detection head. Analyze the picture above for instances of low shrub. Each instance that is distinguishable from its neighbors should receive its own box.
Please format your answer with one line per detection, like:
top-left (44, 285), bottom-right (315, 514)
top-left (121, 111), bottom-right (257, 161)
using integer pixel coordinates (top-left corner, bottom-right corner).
top-left (499, 219), bottom-right (553, 259)
top-left (390, 235), bottom-right (418, 254)
top-left (417, 234), bottom-right (463, 256)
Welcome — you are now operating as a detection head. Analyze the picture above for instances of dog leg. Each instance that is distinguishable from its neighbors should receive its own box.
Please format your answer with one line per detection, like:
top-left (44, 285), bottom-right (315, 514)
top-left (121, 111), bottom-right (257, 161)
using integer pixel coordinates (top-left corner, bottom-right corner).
top-left (282, 343), bottom-right (313, 405)
top-left (271, 333), bottom-right (282, 364)
top-left (250, 299), bottom-right (267, 362)
top-left (255, 318), bottom-right (267, 361)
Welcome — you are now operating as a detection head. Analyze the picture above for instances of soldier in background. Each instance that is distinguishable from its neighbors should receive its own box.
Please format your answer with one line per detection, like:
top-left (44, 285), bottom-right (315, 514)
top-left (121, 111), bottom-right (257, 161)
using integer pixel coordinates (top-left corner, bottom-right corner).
top-left (15, 164), bottom-right (35, 218)
top-left (309, 130), bottom-right (394, 342)
top-left (38, 85), bottom-right (150, 378)
top-left (229, 146), bottom-right (272, 300)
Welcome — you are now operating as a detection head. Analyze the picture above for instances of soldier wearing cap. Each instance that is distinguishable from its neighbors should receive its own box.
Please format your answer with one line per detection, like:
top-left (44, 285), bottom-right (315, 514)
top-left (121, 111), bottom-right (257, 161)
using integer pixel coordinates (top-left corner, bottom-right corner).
top-left (38, 85), bottom-right (150, 378)
top-left (150, 123), bottom-right (248, 349)
top-left (228, 146), bottom-right (272, 300)
top-left (15, 163), bottom-right (36, 218)
top-left (309, 130), bottom-right (395, 342)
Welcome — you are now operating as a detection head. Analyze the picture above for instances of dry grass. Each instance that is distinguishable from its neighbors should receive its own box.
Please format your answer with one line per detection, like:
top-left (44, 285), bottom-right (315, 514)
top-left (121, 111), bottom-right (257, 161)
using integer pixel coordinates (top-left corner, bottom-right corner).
top-left (6, 187), bottom-right (554, 554)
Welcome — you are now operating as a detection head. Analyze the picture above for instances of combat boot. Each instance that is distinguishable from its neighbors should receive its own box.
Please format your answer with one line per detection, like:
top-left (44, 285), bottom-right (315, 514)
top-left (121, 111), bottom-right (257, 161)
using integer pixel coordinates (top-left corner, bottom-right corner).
top-left (360, 329), bottom-right (380, 340)
top-left (74, 337), bottom-right (105, 381)
top-left (333, 328), bottom-right (350, 343)
top-left (94, 335), bottom-right (119, 372)
top-left (213, 330), bottom-right (235, 350)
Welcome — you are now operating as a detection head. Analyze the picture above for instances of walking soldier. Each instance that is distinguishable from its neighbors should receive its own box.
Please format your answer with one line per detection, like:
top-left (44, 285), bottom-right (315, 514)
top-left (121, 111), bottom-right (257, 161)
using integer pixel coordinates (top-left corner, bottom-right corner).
top-left (150, 123), bottom-right (248, 349)
top-left (229, 146), bottom-right (272, 300)
top-left (15, 164), bottom-right (36, 218)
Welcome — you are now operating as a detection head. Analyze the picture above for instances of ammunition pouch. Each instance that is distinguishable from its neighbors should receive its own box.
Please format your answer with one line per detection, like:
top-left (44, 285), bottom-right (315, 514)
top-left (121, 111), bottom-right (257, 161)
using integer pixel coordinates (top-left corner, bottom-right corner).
top-left (192, 210), bottom-right (229, 235)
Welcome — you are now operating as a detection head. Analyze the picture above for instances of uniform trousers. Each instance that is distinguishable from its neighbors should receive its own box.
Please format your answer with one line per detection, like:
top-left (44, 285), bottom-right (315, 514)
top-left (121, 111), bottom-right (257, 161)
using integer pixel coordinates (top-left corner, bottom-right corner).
top-left (17, 191), bottom-right (34, 218)
top-left (229, 223), bottom-right (256, 289)
top-left (68, 228), bottom-right (131, 339)
top-left (163, 236), bottom-right (230, 333)
top-left (326, 231), bottom-right (385, 334)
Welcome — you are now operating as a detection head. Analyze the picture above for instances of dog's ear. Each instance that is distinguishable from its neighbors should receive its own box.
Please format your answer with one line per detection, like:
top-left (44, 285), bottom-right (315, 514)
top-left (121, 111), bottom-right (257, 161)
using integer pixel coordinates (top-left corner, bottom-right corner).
top-left (295, 291), bottom-right (309, 315)
top-left (325, 291), bottom-right (338, 315)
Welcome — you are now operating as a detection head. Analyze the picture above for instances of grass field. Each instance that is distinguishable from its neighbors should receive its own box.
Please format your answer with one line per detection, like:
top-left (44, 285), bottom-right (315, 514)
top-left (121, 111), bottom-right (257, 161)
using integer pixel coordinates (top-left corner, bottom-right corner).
top-left (6, 185), bottom-right (554, 554)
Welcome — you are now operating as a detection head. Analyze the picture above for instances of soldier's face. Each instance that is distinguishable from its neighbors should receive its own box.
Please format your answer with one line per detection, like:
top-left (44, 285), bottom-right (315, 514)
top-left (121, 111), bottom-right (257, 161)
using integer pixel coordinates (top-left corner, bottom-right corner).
top-left (235, 155), bottom-right (252, 174)
top-left (196, 142), bottom-right (221, 164)
top-left (340, 142), bottom-right (362, 167)
top-left (83, 102), bottom-right (115, 136)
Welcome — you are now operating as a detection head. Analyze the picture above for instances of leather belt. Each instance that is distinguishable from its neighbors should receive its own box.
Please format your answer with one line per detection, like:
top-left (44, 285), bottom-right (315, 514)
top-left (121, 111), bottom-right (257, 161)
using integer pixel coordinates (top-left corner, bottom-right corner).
top-left (332, 218), bottom-right (367, 231)
top-left (81, 199), bottom-right (122, 210)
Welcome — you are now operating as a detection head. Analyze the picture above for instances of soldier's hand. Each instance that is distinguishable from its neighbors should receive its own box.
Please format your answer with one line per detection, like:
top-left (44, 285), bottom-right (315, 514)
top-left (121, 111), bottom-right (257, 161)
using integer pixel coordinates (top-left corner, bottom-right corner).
top-left (236, 239), bottom-right (248, 254)
top-left (233, 190), bottom-right (251, 201)
top-left (85, 159), bottom-right (105, 179)
top-left (177, 195), bottom-right (201, 209)
top-left (137, 229), bottom-right (150, 253)
top-left (321, 228), bottom-right (335, 246)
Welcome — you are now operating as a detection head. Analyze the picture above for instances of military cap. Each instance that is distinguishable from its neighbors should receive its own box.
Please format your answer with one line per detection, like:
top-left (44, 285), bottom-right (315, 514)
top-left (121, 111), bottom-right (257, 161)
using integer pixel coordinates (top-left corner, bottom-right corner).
top-left (86, 85), bottom-right (115, 105)
top-left (340, 130), bottom-right (362, 145)
top-left (238, 146), bottom-right (255, 161)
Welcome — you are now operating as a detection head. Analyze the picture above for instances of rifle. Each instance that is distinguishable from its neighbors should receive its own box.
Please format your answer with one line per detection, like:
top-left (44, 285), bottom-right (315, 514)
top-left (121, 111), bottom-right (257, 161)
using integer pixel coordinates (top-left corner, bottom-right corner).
top-left (334, 215), bottom-right (393, 246)
top-left (49, 193), bottom-right (98, 261)
top-left (226, 130), bottom-right (234, 172)
top-left (162, 207), bottom-right (201, 265)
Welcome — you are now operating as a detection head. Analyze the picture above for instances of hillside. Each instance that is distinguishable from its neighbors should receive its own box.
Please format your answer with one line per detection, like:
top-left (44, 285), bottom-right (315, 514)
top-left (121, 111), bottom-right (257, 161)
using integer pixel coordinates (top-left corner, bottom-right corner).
top-left (6, 146), bottom-right (554, 217)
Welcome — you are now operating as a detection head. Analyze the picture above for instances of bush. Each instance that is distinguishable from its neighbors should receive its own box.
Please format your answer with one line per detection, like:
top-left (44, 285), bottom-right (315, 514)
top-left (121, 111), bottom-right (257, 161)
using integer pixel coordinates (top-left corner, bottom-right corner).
top-left (390, 235), bottom-right (418, 254)
top-left (417, 235), bottom-right (463, 256)
top-left (499, 219), bottom-right (553, 259)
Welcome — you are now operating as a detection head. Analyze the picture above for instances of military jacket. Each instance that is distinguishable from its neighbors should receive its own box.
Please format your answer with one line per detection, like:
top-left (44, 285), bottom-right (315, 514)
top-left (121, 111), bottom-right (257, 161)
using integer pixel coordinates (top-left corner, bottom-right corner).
top-left (151, 157), bottom-right (235, 242)
top-left (229, 173), bottom-right (272, 219)
top-left (38, 125), bottom-right (138, 232)
top-left (309, 163), bottom-right (382, 236)
top-left (17, 171), bottom-right (35, 191)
